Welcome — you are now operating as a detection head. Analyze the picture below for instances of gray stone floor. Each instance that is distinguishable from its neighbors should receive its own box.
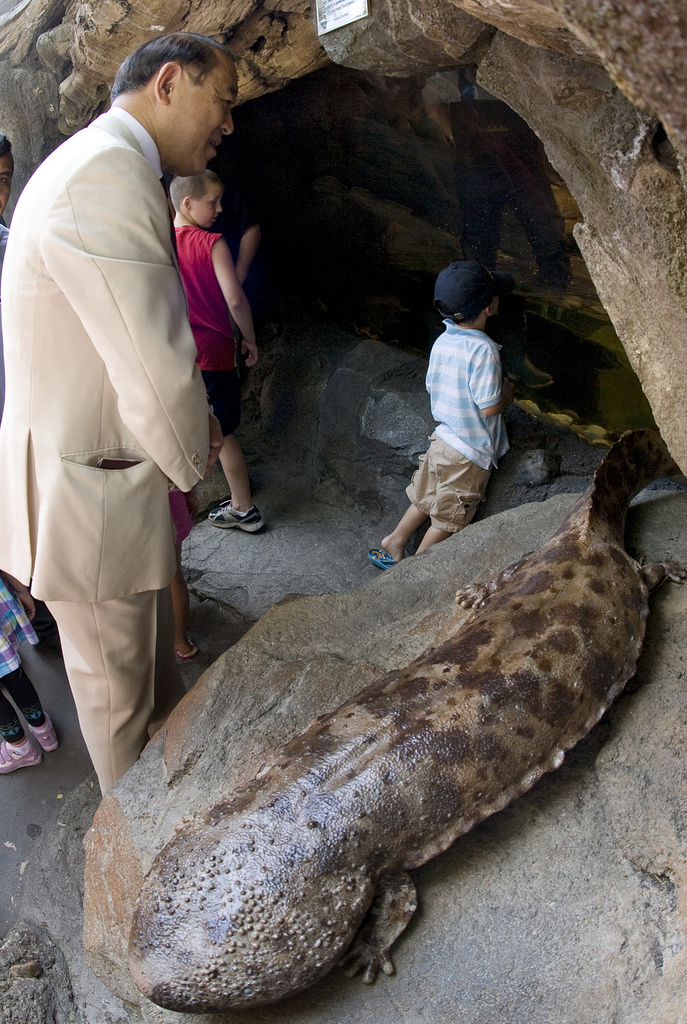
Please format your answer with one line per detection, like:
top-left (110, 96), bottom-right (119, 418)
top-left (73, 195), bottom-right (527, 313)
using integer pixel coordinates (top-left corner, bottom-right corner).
top-left (185, 465), bottom-right (397, 621)
top-left (0, 642), bottom-right (91, 939)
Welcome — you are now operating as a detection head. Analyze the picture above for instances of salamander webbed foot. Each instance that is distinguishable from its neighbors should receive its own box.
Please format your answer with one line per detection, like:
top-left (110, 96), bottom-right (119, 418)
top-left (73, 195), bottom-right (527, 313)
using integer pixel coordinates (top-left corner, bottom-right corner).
top-left (340, 871), bottom-right (417, 984)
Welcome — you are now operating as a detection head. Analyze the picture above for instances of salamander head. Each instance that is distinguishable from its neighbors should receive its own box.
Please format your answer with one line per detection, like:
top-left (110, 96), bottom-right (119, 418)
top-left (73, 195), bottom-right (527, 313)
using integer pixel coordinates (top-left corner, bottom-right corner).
top-left (129, 817), bottom-right (374, 1012)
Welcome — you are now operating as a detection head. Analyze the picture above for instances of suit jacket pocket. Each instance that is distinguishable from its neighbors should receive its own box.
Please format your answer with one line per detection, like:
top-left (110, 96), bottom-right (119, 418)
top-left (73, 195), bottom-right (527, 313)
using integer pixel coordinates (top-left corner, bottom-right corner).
top-left (31, 449), bottom-right (176, 602)
top-left (61, 446), bottom-right (148, 469)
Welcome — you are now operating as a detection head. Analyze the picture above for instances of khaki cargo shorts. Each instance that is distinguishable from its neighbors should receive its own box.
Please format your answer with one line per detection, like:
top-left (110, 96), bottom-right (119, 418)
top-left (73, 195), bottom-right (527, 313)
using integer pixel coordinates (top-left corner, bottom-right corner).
top-left (406, 432), bottom-right (491, 533)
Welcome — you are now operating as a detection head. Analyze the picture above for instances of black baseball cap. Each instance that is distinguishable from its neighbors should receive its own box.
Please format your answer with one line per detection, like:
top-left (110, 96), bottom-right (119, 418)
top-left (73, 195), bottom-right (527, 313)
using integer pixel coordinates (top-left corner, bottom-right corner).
top-left (434, 261), bottom-right (515, 322)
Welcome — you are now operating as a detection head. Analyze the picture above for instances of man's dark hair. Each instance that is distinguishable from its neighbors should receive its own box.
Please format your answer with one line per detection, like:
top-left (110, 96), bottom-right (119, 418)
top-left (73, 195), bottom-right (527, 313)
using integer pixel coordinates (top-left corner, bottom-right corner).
top-left (111, 32), bottom-right (231, 100)
top-left (0, 133), bottom-right (13, 170)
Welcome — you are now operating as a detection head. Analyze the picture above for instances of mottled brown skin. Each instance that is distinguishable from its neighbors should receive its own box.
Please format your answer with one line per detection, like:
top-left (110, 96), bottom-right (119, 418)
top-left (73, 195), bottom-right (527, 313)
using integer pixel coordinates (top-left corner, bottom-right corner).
top-left (129, 430), bottom-right (684, 1013)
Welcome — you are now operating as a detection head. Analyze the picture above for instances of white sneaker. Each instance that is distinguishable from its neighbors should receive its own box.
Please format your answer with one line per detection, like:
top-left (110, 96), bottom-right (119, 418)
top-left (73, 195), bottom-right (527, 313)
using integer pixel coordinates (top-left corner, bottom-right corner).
top-left (207, 502), bottom-right (264, 532)
top-left (0, 736), bottom-right (42, 773)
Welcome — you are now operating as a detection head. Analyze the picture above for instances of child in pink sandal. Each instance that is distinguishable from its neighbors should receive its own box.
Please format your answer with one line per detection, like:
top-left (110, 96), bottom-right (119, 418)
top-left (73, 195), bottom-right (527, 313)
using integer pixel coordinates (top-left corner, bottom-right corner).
top-left (168, 487), bottom-right (200, 660)
top-left (0, 570), bottom-right (58, 773)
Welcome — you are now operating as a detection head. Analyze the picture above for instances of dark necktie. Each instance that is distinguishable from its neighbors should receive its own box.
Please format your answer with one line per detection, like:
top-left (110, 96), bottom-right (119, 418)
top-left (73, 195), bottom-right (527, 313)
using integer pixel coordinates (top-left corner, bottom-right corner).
top-left (160, 176), bottom-right (178, 258)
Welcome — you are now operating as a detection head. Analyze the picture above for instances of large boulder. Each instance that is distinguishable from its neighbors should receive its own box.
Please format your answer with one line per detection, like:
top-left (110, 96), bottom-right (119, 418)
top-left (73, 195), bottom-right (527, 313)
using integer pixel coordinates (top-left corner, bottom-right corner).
top-left (405, 0), bottom-right (687, 175)
top-left (553, 0), bottom-right (687, 174)
top-left (317, 0), bottom-right (493, 75)
top-left (315, 338), bottom-right (434, 507)
top-left (79, 490), bottom-right (687, 1023)
top-left (0, 0), bottom-right (330, 174)
top-left (0, 62), bottom-right (63, 203)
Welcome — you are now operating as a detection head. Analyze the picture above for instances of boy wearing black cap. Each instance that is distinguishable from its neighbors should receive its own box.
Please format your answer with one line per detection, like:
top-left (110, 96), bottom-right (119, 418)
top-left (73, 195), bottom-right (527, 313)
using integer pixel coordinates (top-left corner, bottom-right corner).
top-left (368, 261), bottom-right (514, 569)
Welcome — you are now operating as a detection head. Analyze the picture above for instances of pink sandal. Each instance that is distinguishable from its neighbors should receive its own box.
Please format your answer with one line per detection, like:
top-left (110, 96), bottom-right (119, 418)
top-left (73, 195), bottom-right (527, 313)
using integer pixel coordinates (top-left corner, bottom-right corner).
top-left (175, 642), bottom-right (199, 661)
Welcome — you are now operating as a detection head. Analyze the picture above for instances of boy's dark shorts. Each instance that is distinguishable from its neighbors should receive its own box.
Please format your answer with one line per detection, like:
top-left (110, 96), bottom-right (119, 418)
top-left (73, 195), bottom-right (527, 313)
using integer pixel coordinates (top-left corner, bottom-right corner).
top-left (201, 369), bottom-right (241, 437)
top-left (407, 432), bottom-right (491, 533)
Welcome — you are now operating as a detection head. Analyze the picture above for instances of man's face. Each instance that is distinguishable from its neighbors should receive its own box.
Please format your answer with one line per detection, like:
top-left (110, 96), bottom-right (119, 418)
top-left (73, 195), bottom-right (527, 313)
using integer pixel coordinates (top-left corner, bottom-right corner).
top-left (166, 56), bottom-right (237, 176)
top-left (0, 152), bottom-right (13, 220)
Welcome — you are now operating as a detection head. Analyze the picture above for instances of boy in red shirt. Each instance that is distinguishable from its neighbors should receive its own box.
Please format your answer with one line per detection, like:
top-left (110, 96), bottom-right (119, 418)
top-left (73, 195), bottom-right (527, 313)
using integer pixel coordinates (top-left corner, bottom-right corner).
top-left (171, 170), bottom-right (262, 531)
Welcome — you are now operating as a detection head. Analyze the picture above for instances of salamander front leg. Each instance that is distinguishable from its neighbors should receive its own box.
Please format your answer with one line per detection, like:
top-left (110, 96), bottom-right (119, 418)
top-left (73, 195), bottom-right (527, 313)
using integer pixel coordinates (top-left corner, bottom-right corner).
top-left (340, 871), bottom-right (417, 983)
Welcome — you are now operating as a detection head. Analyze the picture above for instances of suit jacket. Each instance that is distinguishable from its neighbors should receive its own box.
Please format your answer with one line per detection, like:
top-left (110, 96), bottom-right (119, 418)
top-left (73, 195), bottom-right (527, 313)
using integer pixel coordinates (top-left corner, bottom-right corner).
top-left (0, 222), bottom-right (9, 419)
top-left (0, 113), bottom-right (210, 602)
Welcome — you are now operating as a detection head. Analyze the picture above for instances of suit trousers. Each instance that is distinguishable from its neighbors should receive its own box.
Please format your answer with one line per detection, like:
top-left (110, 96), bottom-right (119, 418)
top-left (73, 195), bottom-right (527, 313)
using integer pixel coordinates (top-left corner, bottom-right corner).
top-left (47, 587), bottom-right (186, 793)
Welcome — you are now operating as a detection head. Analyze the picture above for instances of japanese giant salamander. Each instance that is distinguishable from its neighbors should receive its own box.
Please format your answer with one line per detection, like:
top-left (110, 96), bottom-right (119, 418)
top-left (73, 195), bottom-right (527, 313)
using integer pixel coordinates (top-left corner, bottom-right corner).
top-left (129, 428), bottom-right (684, 1012)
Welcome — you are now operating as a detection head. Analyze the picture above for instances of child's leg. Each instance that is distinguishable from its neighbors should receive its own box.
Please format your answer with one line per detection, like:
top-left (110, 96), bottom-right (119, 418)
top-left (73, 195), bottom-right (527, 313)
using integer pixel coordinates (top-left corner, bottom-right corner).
top-left (0, 674), bottom-right (28, 744)
top-left (1, 665), bottom-right (58, 753)
top-left (381, 505), bottom-right (429, 563)
top-left (170, 543), bottom-right (196, 658)
top-left (379, 441), bottom-right (438, 562)
top-left (415, 524), bottom-right (453, 553)
top-left (0, 666), bottom-right (46, 772)
top-left (0, 665), bottom-right (45, 742)
top-left (202, 370), bottom-right (254, 512)
top-left (218, 434), bottom-right (252, 512)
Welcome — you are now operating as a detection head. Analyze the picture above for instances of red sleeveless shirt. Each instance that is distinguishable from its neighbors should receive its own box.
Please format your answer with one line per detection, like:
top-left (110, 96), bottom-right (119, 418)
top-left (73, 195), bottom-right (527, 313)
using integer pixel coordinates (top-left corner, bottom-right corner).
top-left (174, 225), bottom-right (235, 370)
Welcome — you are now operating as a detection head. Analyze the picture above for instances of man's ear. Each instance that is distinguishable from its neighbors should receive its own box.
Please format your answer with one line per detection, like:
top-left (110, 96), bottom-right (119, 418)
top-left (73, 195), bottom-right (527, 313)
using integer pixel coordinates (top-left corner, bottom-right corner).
top-left (153, 62), bottom-right (183, 106)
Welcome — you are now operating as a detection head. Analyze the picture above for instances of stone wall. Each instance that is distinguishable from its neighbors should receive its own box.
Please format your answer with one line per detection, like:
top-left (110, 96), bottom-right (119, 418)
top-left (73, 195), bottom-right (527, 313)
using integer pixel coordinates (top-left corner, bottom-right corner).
top-left (477, 34), bottom-right (687, 494)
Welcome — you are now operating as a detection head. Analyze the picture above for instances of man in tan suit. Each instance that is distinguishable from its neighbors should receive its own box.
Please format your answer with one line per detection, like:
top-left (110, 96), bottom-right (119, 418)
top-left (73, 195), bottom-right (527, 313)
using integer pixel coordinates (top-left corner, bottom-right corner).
top-left (0, 33), bottom-right (237, 792)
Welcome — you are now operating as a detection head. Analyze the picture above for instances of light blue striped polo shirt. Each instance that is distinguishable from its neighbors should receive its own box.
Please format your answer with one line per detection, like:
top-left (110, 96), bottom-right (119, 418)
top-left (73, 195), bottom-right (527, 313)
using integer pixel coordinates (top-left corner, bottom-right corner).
top-left (426, 319), bottom-right (509, 470)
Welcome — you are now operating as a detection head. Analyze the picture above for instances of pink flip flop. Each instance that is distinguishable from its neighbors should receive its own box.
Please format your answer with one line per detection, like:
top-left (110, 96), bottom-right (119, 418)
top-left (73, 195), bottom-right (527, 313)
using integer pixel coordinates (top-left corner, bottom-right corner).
top-left (175, 642), bottom-right (199, 660)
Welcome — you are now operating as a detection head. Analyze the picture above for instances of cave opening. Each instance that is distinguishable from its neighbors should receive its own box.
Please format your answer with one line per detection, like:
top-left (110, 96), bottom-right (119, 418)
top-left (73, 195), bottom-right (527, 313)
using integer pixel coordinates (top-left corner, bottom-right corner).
top-left (210, 62), bottom-right (654, 449)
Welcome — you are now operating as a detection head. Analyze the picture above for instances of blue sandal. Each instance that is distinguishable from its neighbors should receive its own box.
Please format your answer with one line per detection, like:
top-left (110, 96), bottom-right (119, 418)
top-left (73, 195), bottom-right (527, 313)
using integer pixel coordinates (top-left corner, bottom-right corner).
top-left (367, 549), bottom-right (397, 570)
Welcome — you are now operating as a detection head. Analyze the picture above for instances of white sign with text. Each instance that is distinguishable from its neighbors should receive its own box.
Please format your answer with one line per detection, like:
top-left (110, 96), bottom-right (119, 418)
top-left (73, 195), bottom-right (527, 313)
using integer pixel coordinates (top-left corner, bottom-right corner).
top-left (316, 0), bottom-right (368, 35)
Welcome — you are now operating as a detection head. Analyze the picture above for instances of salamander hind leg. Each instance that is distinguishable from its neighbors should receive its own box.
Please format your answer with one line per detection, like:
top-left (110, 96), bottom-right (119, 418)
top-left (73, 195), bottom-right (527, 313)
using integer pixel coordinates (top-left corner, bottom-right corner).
top-left (456, 554), bottom-right (531, 609)
top-left (455, 581), bottom-right (492, 610)
top-left (340, 871), bottom-right (417, 984)
top-left (641, 560), bottom-right (687, 593)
